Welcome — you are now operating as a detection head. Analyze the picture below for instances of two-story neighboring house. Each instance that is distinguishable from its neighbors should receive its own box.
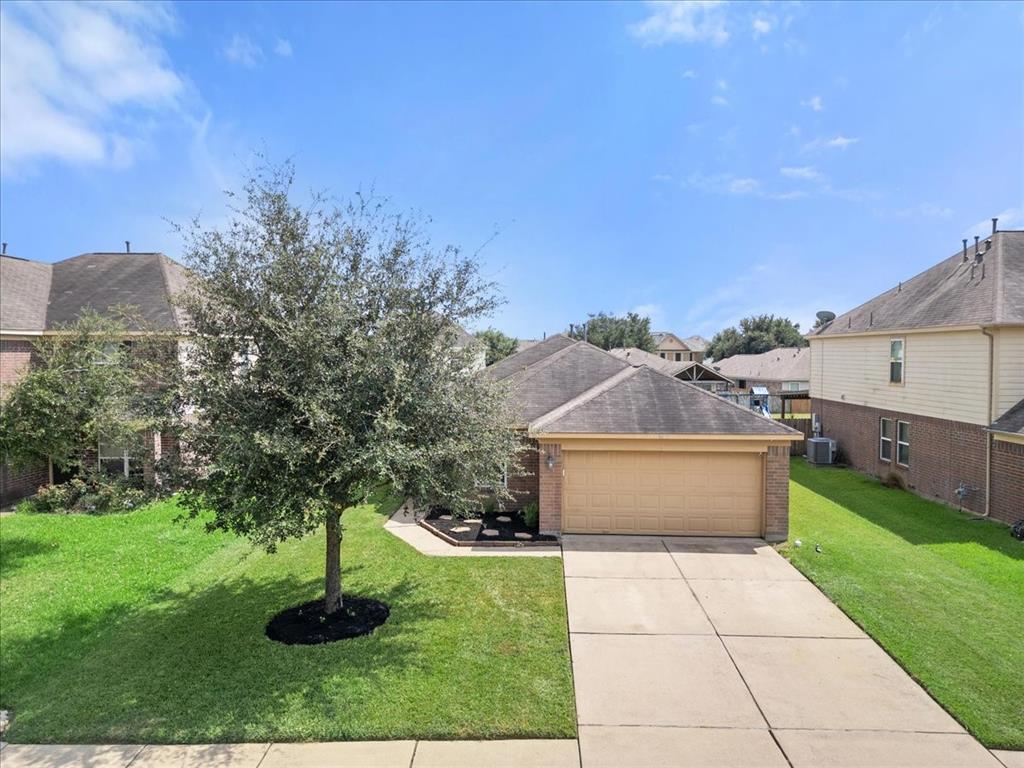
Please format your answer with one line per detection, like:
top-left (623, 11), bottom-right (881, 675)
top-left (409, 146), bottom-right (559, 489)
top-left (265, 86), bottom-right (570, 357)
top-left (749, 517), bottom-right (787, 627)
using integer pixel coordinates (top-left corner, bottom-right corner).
top-left (808, 227), bottom-right (1023, 524)
top-left (652, 332), bottom-right (708, 363)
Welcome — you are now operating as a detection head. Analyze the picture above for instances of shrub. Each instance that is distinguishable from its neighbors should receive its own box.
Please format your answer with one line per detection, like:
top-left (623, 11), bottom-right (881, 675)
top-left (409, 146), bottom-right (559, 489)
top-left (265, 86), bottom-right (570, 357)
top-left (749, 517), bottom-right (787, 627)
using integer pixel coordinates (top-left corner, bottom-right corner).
top-left (483, 497), bottom-right (497, 515)
top-left (522, 501), bottom-right (539, 530)
top-left (25, 473), bottom-right (152, 515)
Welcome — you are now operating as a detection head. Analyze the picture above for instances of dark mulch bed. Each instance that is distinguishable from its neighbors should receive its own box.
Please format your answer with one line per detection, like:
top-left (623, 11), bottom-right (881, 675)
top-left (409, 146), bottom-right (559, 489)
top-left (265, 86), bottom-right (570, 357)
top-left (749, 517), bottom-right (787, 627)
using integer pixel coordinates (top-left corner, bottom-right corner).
top-left (421, 507), bottom-right (558, 546)
top-left (266, 597), bottom-right (390, 645)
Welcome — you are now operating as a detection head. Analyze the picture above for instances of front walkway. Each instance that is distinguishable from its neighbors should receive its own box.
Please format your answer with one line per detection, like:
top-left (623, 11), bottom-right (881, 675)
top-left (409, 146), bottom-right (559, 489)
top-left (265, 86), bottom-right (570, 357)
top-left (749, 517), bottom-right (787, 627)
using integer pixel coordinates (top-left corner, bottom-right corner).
top-left (562, 534), bottom-right (1009, 767)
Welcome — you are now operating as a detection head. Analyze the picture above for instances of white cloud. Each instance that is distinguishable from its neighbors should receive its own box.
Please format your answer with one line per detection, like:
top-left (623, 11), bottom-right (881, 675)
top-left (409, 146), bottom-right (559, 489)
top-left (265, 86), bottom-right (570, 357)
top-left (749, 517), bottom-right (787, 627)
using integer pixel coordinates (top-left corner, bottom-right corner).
top-left (780, 165), bottom-right (823, 181)
top-left (751, 14), bottom-right (775, 38)
top-left (803, 135), bottom-right (860, 152)
top-left (711, 94), bottom-right (729, 107)
top-left (728, 177), bottom-right (759, 195)
top-left (274, 38), bottom-right (293, 57)
top-left (682, 68), bottom-right (698, 78)
top-left (630, 303), bottom-right (667, 329)
top-left (715, 78), bottom-right (728, 90)
top-left (0, 1), bottom-right (184, 174)
top-left (651, 173), bottom-right (674, 182)
top-left (629, 1), bottom-right (730, 47)
top-left (801, 95), bottom-right (823, 112)
top-left (224, 34), bottom-right (263, 68)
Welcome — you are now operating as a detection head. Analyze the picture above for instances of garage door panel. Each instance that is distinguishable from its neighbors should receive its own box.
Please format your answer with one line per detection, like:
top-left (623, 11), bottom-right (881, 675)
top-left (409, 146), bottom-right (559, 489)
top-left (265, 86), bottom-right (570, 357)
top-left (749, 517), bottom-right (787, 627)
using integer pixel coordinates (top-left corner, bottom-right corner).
top-left (563, 450), bottom-right (763, 536)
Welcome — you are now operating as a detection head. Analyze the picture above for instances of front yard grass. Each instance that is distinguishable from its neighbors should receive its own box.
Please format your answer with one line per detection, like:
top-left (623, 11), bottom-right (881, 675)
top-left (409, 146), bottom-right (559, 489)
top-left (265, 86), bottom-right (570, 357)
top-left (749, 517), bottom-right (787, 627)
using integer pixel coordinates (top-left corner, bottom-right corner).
top-left (785, 459), bottom-right (1024, 750)
top-left (0, 495), bottom-right (576, 744)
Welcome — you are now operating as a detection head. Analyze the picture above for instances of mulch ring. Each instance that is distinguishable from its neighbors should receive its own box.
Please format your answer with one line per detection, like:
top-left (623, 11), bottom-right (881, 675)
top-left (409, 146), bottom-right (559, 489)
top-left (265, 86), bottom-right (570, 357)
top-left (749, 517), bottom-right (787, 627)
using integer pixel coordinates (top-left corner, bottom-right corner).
top-left (266, 597), bottom-right (390, 645)
top-left (420, 507), bottom-right (558, 547)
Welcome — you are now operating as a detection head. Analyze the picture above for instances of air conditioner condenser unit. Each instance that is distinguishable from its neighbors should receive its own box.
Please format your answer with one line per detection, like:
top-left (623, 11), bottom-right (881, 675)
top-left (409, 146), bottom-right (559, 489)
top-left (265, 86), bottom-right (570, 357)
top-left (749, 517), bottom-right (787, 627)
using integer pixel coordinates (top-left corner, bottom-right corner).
top-left (806, 437), bottom-right (836, 465)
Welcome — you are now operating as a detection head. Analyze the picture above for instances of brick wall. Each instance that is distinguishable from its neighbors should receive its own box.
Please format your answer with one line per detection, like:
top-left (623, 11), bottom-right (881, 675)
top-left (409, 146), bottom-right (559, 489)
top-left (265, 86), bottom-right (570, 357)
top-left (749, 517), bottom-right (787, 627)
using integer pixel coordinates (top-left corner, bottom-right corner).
top-left (765, 445), bottom-right (790, 542)
top-left (991, 439), bottom-right (1024, 525)
top-left (537, 442), bottom-right (563, 535)
top-left (506, 438), bottom-right (539, 508)
top-left (0, 339), bottom-right (34, 397)
top-left (1, 459), bottom-right (49, 507)
top-left (811, 397), bottom-right (1018, 520)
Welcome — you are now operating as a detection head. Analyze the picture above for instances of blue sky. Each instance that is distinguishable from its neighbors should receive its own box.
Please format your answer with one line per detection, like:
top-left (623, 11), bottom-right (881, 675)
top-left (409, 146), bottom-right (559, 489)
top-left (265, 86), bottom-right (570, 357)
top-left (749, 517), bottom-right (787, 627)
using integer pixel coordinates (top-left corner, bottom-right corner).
top-left (1, 1), bottom-right (1022, 339)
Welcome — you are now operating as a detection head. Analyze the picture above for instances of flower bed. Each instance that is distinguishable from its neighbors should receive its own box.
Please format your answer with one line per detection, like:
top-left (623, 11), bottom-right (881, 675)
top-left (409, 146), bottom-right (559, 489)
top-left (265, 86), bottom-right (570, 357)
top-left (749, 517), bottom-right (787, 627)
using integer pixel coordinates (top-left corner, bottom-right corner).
top-left (420, 507), bottom-right (558, 546)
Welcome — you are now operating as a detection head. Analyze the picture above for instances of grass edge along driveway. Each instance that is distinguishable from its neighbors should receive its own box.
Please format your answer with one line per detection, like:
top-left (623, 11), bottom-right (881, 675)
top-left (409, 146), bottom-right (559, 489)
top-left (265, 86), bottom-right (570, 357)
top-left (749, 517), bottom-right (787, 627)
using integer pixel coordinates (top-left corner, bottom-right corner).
top-left (0, 494), bottom-right (576, 744)
top-left (783, 459), bottom-right (1023, 750)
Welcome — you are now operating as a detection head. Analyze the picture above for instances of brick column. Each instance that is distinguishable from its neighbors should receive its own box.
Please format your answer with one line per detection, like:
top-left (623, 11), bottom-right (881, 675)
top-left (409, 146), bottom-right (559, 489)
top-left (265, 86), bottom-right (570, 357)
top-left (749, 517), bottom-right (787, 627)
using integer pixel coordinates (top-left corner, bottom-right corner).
top-left (537, 442), bottom-right (563, 536)
top-left (764, 445), bottom-right (790, 542)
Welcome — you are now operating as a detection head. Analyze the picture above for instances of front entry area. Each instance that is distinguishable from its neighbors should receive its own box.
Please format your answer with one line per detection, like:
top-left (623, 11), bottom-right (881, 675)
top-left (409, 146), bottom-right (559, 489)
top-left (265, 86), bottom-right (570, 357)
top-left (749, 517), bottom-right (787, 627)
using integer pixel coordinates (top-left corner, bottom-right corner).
top-left (561, 450), bottom-right (763, 536)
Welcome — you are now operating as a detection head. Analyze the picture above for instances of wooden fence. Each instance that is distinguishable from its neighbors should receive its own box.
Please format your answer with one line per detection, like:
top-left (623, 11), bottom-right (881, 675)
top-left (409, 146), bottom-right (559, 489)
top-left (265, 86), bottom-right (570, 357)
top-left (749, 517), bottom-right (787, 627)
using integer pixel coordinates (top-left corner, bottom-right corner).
top-left (779, 418), bottom-right (813, 455)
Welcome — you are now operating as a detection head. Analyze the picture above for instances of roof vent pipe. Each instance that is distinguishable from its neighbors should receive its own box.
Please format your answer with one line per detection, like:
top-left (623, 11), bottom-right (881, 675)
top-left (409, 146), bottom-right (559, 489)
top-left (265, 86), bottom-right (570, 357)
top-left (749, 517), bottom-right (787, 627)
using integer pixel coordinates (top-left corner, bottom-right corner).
top-left (992, 217), bottom-right (998, 234)
top-left (984, 238), bottom-right (992, 252)
top-left (125, 240), bottom-right (131, 253)
top-left (974, 236), bottom-right (980, 256)
top-left (1, 242), bottom-right (6, 255)
top-left (962, 239), bottom-right (968, 261)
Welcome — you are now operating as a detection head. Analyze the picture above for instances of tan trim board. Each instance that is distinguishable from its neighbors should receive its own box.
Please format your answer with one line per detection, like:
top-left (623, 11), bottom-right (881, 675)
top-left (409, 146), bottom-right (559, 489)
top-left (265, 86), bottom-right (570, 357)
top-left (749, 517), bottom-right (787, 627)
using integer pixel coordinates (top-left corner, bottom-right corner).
top-left (534, 432), bottom-right (798, 442)
top-left (992, 432), bottom-right (1024, 445)
top-left (812, 322), bottom-right (1024, 340)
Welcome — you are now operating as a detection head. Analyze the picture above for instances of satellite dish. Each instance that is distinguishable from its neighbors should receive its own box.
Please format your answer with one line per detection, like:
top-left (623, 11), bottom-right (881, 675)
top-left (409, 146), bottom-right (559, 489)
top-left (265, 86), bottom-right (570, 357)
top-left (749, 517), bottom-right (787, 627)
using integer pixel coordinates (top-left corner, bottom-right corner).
top-left (816, 311), bottom-right (836, 324)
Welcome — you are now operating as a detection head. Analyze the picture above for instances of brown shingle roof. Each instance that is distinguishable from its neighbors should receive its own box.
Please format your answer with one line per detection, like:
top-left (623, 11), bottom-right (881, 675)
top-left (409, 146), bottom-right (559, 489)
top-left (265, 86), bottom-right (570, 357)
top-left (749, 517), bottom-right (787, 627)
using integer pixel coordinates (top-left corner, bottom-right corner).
top-left (812, 230), bottom-right (1024, 336)
top-left (532, 365), bottom-right (798, 436)
top-left (1, 252), bottom-right (190, 333)
top-left (712, 347), bottom-right (810, 382)
top-left (990, 398), bottom-right (1024, 436)
top-left (486, 333), bottom-right (577, 380)
top-left (608, 347), bottom-right (731, 383)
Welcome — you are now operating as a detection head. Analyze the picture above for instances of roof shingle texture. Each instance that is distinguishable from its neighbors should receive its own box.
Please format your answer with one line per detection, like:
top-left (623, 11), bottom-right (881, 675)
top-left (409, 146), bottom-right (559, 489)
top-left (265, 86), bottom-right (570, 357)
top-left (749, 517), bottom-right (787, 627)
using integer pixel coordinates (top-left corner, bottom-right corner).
top-left (487, 334), bottom-right (577, 380)
top-left (535, 366), bottom-right (796, 435)
top-left (990, 398), bottom-right (1024, 436)
top-left (711, 347), bottom-right (810, 382)
top-left (813, 230), bottom-right (1024, 336)
top-left (1, 256), bottom-right (52, 331)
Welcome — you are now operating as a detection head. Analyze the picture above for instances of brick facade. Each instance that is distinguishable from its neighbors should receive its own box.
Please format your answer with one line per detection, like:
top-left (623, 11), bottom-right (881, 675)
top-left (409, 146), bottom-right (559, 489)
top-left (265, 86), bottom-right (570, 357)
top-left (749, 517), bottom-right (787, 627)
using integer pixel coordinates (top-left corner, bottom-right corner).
top-left (764, 445), bottom-right (790, 542)
top-left (0, 339), bottom-right (35, 396)
top-left (537, 442), bottom-right (563, 535)
top-left (813, 397), bottom-right (1022, 524)
top-left (991, 439), bottom-right (1024, 525)
top-left (505, 438), bottom-right (539, 508)
top-left (1, 459), bottom-right (49, 507)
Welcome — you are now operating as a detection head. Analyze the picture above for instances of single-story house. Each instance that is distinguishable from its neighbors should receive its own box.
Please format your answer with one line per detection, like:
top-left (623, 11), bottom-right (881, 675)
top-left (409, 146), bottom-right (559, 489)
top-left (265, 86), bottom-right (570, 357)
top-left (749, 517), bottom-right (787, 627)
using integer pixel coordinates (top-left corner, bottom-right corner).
top-left (608, 347), bottom-right (732, 391)
top-left (487, 335), bottom-right (800, 541)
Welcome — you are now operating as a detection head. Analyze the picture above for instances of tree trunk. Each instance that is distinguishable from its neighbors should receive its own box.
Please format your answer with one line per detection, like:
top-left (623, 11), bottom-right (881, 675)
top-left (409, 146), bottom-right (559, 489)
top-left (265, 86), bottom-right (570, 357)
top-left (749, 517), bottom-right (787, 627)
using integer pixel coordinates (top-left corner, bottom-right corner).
top-left (324, 506), bottom-right (343, 615)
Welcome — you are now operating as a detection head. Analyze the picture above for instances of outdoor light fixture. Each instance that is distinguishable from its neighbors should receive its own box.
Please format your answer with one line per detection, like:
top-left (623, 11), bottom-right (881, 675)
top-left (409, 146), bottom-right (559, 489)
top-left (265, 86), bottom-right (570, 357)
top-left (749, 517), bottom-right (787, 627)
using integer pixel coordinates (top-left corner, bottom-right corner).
top-left (546, 452), bottom-right (556, 470)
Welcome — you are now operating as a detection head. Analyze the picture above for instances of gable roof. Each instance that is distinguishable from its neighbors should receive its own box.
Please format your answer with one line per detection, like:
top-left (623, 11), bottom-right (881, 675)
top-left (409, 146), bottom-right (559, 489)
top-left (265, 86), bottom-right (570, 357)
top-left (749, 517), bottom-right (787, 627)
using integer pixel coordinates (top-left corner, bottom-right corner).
top-left (486, 333), bottom-right (577, 380)
top-left (683, 335), bottom-right (709, 353)
top-left (1, 252), bottom-right (190, 333)
top-left (608, 347), bottom-right (732, 383)
top-left (532, 364), bottom-right (797, 436)
top-left (812, 230), bottom-right (1024, 337)
top-left (990, 398), bottom-right (1024, 436)
top-left (652, 331), bottom-right (688, 349)
top-left (712, 347), bottom-right (810, 382)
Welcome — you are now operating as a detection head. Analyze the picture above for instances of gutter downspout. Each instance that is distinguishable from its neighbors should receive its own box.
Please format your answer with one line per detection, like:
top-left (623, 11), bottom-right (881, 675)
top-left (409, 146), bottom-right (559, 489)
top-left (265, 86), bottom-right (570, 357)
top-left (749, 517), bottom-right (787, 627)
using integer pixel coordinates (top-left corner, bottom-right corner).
top-left (981, 327), bottom-right (994, 518)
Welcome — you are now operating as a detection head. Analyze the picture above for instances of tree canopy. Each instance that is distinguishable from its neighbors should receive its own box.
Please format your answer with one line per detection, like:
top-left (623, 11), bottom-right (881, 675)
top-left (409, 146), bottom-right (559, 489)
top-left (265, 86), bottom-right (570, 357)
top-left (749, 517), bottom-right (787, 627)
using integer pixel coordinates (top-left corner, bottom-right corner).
top-left (0, 310), bottom-right (178, 476)
top-left (477, 327), bottom-right (518, 365)
top-left (175, 163), bottom-right (521, 614)
top-left (567, 312), bottom-right (655, 352)
top-left (705, 314), bottom-right (808, 361)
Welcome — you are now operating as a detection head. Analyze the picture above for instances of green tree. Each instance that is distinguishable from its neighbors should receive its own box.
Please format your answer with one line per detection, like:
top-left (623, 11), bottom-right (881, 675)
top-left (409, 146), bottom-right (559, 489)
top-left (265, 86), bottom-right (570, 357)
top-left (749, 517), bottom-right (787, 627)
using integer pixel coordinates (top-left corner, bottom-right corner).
top-left (706, 314), bottom-right (808, 361)
top-left (175, 163), bottom-right (521, 615)
top-left (477, 327), bottom-right (518, 365)
top-left (567, 311), bottom-right (655, 351)
top-left (0, 310), bottom-right (178, 478)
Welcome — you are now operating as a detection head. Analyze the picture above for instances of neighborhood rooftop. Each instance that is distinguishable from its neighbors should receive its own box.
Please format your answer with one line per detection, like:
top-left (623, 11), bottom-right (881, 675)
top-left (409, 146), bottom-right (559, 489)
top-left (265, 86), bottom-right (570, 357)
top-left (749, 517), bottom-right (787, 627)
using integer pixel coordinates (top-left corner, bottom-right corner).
top-left (711, 347), bottom-right (810, 382)
top-left (990, 398), bottom-right (1024, 436)
top-left (811, 229), bottom-right (1024, 336)
top-left (608, 347), bottom-right (732, 383)
top-left (490, 334), bottom-right (796, 437)
top-left (0, 252), bottom-right (189, 333)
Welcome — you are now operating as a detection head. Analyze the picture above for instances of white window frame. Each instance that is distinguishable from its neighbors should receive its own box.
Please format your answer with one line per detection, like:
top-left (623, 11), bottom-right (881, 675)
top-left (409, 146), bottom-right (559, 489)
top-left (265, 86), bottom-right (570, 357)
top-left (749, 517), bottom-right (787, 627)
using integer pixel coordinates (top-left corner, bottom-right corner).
top-left (896, 420), bottom-right (910, 467)
top-left (98, 439), bottom-right (132, 478)
top-left (889, 338), bottom-right (905, 384)
top-left (879, 417), bottom-right (893, 461)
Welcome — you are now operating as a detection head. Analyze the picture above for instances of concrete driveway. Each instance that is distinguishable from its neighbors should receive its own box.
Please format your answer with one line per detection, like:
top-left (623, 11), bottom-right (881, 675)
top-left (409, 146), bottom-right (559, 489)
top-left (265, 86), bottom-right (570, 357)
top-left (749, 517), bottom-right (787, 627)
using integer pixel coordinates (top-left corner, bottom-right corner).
top-left (563, 534), bottom-right (1003, 768)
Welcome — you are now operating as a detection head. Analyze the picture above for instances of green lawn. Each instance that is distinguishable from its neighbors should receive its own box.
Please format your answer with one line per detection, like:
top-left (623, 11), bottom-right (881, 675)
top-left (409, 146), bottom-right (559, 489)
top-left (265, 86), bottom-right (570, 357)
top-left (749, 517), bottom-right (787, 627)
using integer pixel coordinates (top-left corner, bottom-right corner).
top-left (0, 495), bottom-right (576, 744)
top-left (784, 460), bottom-right (1024, 750)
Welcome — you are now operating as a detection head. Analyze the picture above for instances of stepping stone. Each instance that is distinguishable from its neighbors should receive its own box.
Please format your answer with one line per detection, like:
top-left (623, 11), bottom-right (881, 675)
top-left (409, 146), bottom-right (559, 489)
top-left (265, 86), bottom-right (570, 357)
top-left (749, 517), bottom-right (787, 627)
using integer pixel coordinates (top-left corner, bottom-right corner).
top-left (482, 529), bottom-right (499, 537)
top-left (452, 526), bottom-right (471, 533)
top-left (515, 532), bottom-right (533, 540)
top-left (465, 518), bottom-right (482, 525)
top-left (438, 514), bottom-right (453, 520)
top-left (496, 515), bottom-right (512, 523)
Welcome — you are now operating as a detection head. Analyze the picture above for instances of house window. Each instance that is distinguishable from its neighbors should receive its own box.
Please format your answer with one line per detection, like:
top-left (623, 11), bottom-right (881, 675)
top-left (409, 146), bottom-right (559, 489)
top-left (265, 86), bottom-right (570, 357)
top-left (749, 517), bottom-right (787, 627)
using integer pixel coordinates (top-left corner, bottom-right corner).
top-left (897, 421), bottom-right (910, 466)
top-left (889, 338), bottom-right (904, 384)
top-left (879, 418), bottom-right (893, 461)
top-left (737, 379), bottom-right (747, 389)
top-left (659, 352), bottom-right (666, 358)
top-left (674, 352), bottom-right (682, 361)
top-left (98, 439), bottom-right (133, 478)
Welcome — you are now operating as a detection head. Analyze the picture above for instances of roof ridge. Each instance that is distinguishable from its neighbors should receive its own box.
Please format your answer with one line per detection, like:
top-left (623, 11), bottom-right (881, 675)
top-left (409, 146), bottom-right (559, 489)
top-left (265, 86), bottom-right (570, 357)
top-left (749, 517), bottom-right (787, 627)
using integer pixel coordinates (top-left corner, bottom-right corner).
top-left (529, 365), bottom-right (641, 432)
top-left (512, 340), bottom-right (587, 384)
top-left (488, 333), bottom-right (573, 380)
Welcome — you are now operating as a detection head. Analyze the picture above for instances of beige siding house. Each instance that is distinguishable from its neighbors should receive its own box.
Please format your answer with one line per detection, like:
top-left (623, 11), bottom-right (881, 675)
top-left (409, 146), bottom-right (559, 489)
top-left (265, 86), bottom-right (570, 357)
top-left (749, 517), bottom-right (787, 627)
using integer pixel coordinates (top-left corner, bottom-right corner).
top-left (809, 227), bottom-right (1024, 523)
top-left (652, 332), bottom-right (708, 363)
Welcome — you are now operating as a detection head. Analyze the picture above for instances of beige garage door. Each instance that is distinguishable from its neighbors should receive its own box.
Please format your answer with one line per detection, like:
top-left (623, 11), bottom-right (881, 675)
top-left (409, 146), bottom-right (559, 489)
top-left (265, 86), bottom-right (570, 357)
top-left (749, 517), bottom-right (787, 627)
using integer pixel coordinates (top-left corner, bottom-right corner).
top-left (562, 450), bottom-right (763, 536)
